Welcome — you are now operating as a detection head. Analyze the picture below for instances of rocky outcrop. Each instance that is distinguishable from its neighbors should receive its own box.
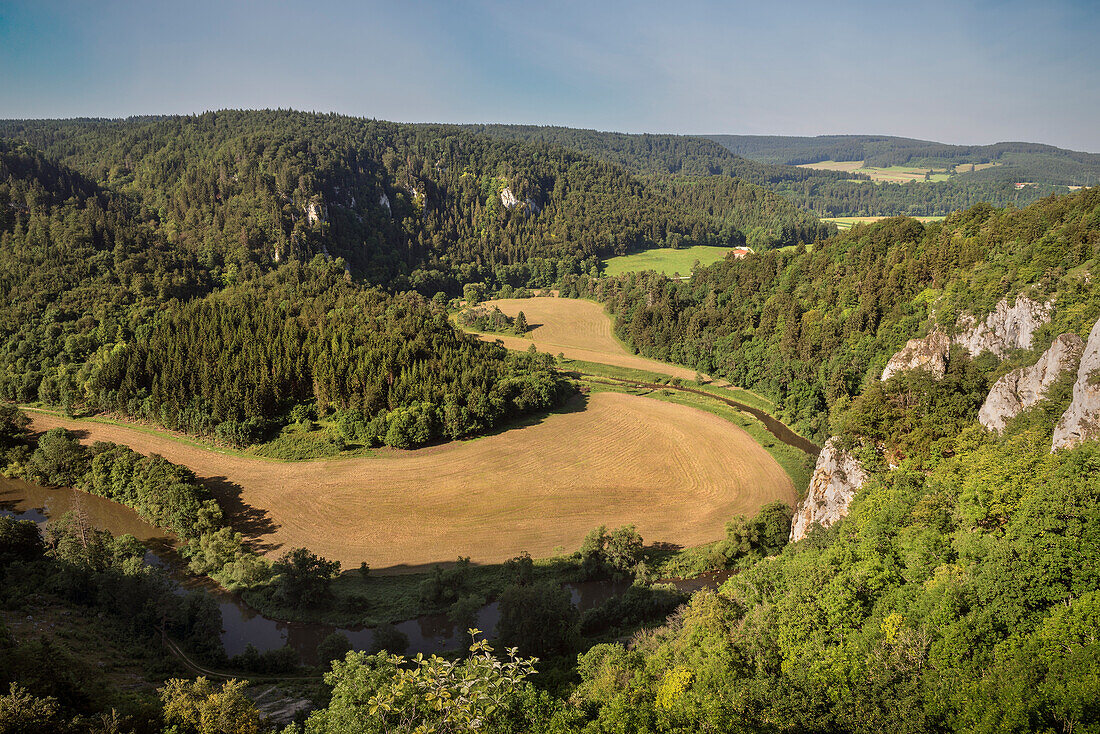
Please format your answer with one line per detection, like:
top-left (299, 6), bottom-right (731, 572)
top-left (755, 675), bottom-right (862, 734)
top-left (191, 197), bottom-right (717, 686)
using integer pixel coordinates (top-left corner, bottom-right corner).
top-left (954, 295), bottom-right (1052, 358)
top-left (305, 200), bottom-right (327, 226)
top-left (979, 333), bottom-right (1085, 432)
top-left (1052, 318), bottom-right (1100, 451)
top-left (881, 296), bottom-right (1053, 381)
top-left (789, 438), bottom-right (868, 543)
top-left (500, 187), bottom-right (521, 209)
top-left (881, 330), bottom-right (951, 381)
top-left (379, 193), bottom-right (391, 211)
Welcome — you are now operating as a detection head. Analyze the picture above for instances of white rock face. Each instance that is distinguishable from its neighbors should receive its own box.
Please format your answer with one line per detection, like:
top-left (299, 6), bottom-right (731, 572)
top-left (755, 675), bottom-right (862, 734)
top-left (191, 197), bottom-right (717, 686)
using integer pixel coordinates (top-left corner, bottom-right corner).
top-left (789, 438), bottom-right (868, 543)
top-left (500, 187), bottom-right (521, 209)
top-left (979, 333), bottom-right (1085, 433)
top-left (881, 296), bottom-right (1053, 382)
top-left (305, 200), bottom-right (327, 226)
top-left (379, 193), bottom-right (391, 210)
top-left (882, 330), bottom-right (951, 381)
top-left (1052, 318), bottom-right (1100, 451)
top-left (954, 295), bottom-right (1052, 358)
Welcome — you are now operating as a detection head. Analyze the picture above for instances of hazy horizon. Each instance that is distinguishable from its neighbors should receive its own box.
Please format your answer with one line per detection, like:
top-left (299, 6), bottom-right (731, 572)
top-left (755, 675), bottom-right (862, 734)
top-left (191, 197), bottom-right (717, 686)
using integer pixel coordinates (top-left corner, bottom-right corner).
top-left (2, 0), bottom-right (1098, 152)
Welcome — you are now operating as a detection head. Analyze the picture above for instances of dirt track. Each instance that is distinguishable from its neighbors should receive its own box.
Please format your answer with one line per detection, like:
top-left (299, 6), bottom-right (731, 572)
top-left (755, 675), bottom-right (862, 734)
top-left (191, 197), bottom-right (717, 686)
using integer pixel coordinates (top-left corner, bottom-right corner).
top-left (28, 392), bottom-right (794, 573)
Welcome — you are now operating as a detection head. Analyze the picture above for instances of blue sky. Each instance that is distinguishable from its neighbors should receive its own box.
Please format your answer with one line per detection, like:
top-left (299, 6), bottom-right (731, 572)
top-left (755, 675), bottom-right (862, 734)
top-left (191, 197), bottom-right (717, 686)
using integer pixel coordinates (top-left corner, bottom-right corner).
top-left (1, 0), bottom-right (1097, 150)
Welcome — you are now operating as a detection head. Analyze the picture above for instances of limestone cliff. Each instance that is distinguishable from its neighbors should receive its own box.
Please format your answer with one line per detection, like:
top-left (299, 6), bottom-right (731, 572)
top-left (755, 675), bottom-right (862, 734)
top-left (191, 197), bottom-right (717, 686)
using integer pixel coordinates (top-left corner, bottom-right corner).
top-left (305, 199), bottom-right (327, 226)
top-left (500, 187), bottom-right (521, 209)
top-left (1052, 318), bottom-right (1100, 451)
top-left (954, 295), bottom-right (1052, 358)
top-left (978, 333), bottom-right (1084, 432)
top-left (789, 438), bottom-right (868, 543)
top-left (881, 330), bottom-right (951, 381)
top-left (881, 296), bottom-right (1053, 381)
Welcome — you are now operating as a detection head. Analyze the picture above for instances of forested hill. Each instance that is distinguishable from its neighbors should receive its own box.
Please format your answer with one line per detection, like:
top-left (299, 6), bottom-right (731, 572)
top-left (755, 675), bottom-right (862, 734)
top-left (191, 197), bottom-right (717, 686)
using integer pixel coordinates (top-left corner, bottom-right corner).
top-left (0, 138), bottom-right (571, 448)
top-left (558, 188), bottom-right (1100, 440)
top-left (0, 111), bottom-right (827, 290)
top-left (709, 133), bottom-right (1100, 185)
top-left (462, 123), bottom-right (1081, 217)
top-left (461, 123), bottom-right (864, 183)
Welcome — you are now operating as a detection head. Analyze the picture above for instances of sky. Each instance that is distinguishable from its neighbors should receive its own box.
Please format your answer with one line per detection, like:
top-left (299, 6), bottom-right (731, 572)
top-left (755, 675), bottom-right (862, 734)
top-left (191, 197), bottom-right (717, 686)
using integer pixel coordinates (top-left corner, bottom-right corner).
top-left (1, 0), bottom-right (1098, 151)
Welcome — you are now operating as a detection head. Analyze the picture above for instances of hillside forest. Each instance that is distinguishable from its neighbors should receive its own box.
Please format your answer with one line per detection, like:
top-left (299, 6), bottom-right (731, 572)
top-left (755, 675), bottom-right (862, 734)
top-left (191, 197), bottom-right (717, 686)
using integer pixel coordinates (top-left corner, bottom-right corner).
top-left (0, 112), bottom-right (1099, 733)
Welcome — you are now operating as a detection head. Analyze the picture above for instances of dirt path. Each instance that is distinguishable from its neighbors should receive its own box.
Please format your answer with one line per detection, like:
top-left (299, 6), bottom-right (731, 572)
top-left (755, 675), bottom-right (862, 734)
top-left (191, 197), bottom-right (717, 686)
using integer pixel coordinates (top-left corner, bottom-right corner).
top-left (29, 392), bottom-right (795, 573)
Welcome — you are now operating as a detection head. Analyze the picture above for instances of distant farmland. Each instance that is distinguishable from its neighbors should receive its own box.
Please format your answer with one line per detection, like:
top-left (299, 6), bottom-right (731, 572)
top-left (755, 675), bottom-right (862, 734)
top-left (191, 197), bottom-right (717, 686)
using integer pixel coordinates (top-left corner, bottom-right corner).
top-left (797, 159), bottom-right (954, 183)
top-left (28, 393), bottom-right (795, 571)
top-left (822, 215), bottom-right (946, 230)
top-left (602, 245), bottom-right (737, 276)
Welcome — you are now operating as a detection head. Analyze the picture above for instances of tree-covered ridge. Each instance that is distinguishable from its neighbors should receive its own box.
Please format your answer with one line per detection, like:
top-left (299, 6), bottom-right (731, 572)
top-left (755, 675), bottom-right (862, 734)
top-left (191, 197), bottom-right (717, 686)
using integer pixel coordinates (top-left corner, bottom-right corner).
top-left (709, 133), bottom-right (1100, 183)
top-left (0, 131), bottom-right (572, 448)
top-left (0, 112), bottom-right (827, 292)
top-left (558, 189), bottom-right (1100, 440)
top-left (462, 123), bottom-right (865, 183)
top-left (460, 123), bottom-right (1078, 217)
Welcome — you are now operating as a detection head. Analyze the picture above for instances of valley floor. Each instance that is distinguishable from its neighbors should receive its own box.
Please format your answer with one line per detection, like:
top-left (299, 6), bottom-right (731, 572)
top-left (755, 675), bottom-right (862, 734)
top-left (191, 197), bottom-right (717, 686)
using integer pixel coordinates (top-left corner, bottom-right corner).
top-left (471, 296), bottom-right (703, 381)
top-left (27, 391), bottom-right (794, 571)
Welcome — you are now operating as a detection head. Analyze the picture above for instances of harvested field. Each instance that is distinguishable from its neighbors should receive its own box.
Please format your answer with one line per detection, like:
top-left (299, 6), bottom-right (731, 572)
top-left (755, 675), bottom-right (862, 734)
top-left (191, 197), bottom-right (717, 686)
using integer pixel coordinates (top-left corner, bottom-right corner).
top-left (473, 297), bottom-right (700, 381)
top-left (28, 392), bottom-right (795, 572)
top-left (823, 215), bottom-right (946, 231)
top-left (797, 160), bottom-right (952, 183)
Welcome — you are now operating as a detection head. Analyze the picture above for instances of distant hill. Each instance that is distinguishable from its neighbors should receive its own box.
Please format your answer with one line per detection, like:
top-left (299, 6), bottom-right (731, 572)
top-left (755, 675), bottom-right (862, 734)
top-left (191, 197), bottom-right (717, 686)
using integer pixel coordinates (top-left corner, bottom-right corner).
top-left (461, 125), bottom-right (1087, 216)
top-left (708, 134), bottom-right (1100, 186)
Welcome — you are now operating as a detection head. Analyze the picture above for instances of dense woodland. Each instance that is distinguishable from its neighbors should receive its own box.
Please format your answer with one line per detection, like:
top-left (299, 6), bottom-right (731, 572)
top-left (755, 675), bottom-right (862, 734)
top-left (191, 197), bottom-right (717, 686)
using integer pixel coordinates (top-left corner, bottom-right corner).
top-left (0, 135), bottom-right (573, 447)
top-left (464, 125), bottom-right (1086, 216)
top-left (0, 113), bottom-right (825, 287)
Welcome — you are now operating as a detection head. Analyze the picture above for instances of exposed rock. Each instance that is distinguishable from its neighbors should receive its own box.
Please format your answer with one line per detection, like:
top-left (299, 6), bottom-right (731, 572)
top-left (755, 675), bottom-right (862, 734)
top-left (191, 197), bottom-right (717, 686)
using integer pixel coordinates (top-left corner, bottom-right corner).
top-left (500, 187), bottom-right (521, 209)
top-left (305, 200), bottom-right (327, 226)
top-left (881, 296), bottom-right (1053, 382)
top-left (1052, 318), bottom-right (1100, 451)
top-left (379, 192), bottom-right (391, 210)
top-left (789, 438), bottom-right (868, 543)
top-left (954, 295), bottom-right (1052, 358)
top-left (979, 333), bottom-right (1085, 432)
top-left (881, 330), bottom-right (951, 381)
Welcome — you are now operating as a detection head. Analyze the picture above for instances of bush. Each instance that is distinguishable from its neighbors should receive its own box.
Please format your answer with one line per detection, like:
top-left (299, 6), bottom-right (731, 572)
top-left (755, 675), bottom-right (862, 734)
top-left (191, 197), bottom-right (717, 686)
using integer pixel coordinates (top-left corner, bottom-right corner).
top-left (419, 557), bottom-right (472, 606)
top-left (271, 548), bottom-right (341, 608)
top-left (0, 517), bottom-right (43, 566)
top-left (26, 428), bottom-right (88, 487)
top-left (496, 580), bottom-right (579, 659)
top-left (579, 525), bottom-right (644, 579)
top-left (316, 633), bottom-right (352, 669)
